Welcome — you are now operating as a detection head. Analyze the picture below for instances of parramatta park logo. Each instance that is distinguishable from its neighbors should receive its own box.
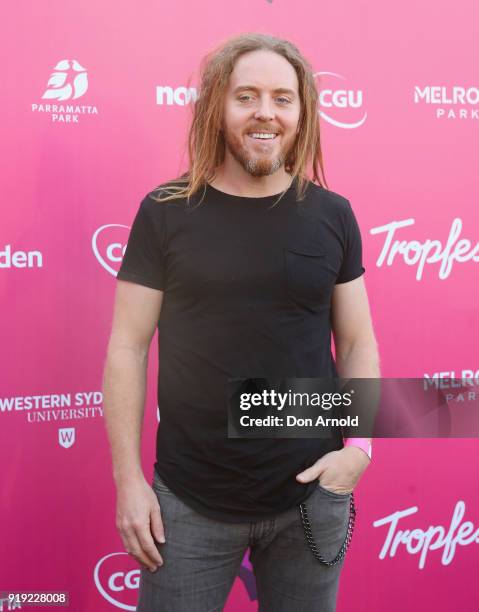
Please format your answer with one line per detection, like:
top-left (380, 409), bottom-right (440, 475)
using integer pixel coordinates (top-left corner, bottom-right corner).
top-left (31, 59), bottom-right (99, 123)
top-left (414, 85), bottom-right (479, 120)
top-left (314, 71), bottom-right (367, 129)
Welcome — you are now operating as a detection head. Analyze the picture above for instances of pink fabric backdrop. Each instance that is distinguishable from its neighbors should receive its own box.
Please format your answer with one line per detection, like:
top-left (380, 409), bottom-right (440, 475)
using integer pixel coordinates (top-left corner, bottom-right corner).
top-left (1, 1), bottom-right (478, 610)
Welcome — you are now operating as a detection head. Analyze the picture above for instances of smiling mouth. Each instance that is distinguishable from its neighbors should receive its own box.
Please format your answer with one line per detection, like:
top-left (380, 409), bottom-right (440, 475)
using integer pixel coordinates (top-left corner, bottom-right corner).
top-left (246, 132), bottom-right (279, 143)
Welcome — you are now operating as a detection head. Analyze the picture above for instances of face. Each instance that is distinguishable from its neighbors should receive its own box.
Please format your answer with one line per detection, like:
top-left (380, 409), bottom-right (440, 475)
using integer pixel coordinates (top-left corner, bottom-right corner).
top-left (221, 49), bottom-right (301, 177)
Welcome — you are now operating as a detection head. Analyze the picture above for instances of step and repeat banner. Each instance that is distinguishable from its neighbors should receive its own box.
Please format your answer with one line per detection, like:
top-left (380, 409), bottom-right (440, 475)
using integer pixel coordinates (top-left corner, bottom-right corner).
top-left (1, 1), bottom-right (478, 611)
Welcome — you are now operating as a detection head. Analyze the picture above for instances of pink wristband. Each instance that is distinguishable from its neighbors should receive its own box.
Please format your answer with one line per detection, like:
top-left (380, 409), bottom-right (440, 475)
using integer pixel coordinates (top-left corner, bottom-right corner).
top-left (344, 437), bottom-right (372, 460)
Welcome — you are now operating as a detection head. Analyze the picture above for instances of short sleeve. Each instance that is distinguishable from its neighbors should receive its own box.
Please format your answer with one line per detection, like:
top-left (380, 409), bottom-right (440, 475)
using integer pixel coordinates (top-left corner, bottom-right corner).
top-left (335, 200), bottom-right (366, 284)
top-left (116, 194), bottom-right (166, 290)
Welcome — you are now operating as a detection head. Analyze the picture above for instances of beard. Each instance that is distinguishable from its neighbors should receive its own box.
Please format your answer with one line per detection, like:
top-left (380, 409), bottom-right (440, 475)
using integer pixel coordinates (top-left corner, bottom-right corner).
top-left (223, 128), bottom-right (293, 177)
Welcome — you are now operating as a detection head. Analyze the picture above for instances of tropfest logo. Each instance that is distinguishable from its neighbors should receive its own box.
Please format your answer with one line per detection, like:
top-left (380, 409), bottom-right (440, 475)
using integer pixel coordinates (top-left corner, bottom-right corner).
top-left (31, 59), bottom-right (99, 123)
top-left (373, 500), bottom-right (479, 569)
top-left (370, 218), bottom-right (479, 280)
top-left (314, 71), bottom-right (367, 129)
top-left (414, 85), bottom-right (479, 120)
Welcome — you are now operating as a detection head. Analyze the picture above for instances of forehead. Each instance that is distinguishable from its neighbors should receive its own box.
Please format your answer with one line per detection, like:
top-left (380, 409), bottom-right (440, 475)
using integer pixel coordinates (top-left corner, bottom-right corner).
top-left (227, 49), bottom-right (299, 92)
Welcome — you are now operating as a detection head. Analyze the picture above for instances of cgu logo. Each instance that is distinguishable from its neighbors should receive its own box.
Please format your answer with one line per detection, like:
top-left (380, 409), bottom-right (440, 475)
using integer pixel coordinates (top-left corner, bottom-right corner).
top-left (93, 552), bottom-right (140, 610)
top-left (314, 71), bottom-right (367, 129)
top-left (92, 224), bottom-right (130, 277)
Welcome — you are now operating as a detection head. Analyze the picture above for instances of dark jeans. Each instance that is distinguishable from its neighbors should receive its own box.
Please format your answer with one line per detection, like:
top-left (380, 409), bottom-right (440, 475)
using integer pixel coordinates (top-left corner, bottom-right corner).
top-left (136, 469), bottom-right (352, 612)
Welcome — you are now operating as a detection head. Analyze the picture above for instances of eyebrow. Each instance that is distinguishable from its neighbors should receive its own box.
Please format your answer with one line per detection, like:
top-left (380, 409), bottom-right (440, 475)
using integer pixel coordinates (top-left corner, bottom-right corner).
top-left (232, 85), bottom-right (297, 97)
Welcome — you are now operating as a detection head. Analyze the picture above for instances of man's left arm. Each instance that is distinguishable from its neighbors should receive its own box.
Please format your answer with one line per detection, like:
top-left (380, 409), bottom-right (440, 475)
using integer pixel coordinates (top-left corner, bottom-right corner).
top-left (296, 275), bottom-right (380, 493)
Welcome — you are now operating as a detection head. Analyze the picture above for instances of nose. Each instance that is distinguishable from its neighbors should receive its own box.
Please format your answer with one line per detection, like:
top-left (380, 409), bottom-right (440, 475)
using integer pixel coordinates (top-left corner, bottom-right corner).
top-left (254, 95), bottom-right (274, 121)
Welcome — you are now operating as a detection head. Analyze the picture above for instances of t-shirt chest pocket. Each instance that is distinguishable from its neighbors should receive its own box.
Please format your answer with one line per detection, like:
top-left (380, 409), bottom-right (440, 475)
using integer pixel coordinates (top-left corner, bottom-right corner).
top-left (284, 247), bottom-right (332, 309)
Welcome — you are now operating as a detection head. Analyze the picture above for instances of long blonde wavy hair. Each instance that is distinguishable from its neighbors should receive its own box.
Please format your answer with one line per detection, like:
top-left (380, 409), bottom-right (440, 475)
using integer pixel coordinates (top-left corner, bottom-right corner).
top-left (151, 32), bottom-right (328, 207)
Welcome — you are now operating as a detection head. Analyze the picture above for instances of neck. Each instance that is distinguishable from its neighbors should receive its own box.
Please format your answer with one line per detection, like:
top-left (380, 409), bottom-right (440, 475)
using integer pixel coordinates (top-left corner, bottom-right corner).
top-left (210, 158), bottom-right (293, 198)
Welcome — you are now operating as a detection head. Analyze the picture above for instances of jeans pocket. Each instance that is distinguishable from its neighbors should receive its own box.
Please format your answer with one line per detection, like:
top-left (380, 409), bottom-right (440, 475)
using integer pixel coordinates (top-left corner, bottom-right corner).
top-left (317, 481), bottom-right (352, 499)
top-left (300, 486), bottom-right (356, 566)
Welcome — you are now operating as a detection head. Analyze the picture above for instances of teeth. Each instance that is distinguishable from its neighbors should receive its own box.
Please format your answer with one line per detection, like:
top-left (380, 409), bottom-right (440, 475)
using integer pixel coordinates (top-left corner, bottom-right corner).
top-left (249, 133), bottom-right (277, 139)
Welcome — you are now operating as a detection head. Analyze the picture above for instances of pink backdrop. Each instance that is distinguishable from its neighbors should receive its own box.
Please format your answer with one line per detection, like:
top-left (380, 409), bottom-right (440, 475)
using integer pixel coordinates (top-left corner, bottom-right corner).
top-left (1, 1), bottom-right (479, 610)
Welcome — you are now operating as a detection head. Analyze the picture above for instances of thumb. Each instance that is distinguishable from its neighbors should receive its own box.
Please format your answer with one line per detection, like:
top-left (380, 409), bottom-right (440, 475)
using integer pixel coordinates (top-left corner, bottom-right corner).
top-left (150, 505), bottom-right (166, 544)
top-left (296, 461), bottom-right (325, 484)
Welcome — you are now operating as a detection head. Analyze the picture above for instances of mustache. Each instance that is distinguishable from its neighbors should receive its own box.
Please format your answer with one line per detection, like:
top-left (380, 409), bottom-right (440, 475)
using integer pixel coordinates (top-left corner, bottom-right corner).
top-left (245, 127), bottom-right (281, 133)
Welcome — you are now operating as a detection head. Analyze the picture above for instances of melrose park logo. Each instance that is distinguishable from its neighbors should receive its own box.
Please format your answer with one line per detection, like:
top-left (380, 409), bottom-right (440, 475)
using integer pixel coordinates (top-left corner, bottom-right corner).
top-left (414, 85), bottom-right (479, 120)
top-left (31, 59), bottom-right (99, 123)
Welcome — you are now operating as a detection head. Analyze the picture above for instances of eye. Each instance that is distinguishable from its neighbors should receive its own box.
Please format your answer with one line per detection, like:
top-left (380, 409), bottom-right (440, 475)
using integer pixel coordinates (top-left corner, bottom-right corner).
top-left (236, 94), bottom-right (292, 105)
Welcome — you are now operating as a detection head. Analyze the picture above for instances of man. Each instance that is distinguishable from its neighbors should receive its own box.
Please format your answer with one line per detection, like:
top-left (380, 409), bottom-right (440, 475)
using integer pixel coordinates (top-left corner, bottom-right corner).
top-left (103, 33), bottom-right (379, 611)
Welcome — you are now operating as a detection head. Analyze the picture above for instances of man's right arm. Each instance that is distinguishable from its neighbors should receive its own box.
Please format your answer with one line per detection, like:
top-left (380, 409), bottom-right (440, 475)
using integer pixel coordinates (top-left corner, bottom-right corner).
top-left (102, 279), bottom-right (165, 572)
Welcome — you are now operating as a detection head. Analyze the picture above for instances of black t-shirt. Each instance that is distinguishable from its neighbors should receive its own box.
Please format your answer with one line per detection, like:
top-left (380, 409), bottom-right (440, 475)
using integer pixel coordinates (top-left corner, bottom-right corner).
top-left (117, 178), bottom-right (365, 522)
